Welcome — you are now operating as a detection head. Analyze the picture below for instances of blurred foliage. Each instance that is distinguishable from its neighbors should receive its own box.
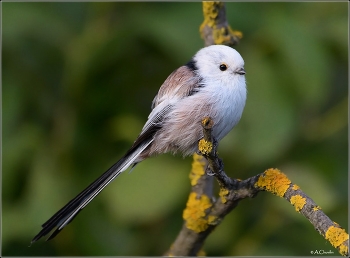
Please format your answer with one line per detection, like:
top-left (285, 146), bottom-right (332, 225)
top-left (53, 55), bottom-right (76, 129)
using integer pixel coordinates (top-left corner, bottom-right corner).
top-left (2, 2), bottom-right (348, 256)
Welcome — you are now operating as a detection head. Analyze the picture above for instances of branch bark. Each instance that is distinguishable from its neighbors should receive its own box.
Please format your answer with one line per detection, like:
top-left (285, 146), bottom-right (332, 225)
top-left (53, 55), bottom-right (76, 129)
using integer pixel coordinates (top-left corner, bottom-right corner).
top-left (166, 117), bottom-right (349, 256)
top-left (199, 1), bottom-right (242, 46)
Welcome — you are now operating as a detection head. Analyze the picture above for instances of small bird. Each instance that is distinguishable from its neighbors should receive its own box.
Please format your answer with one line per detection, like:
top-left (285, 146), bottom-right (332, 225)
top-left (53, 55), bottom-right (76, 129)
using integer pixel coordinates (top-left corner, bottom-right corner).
top-left (31, 44), bottom-right (247, 243)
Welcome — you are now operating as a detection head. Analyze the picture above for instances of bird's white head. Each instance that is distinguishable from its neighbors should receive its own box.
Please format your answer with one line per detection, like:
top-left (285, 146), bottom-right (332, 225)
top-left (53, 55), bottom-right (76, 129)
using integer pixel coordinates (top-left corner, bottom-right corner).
top-left (192, 45), bottom-right (246, 86)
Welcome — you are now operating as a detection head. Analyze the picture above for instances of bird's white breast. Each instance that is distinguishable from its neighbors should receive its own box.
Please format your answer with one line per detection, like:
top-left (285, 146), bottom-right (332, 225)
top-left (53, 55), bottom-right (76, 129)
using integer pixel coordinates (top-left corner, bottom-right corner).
top-left (199, 75), bottom-right (247, 141)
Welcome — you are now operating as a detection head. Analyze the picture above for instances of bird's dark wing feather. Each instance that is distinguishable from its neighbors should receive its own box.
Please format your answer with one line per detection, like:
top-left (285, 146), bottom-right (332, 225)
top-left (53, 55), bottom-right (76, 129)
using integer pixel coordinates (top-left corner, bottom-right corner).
top-left (31, 104), bottom-right (172, 243)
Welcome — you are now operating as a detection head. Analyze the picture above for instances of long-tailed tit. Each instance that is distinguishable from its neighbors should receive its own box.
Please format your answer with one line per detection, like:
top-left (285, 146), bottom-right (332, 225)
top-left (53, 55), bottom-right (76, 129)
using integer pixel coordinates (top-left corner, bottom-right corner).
top-left (31, 44), bottom-right (247, 243)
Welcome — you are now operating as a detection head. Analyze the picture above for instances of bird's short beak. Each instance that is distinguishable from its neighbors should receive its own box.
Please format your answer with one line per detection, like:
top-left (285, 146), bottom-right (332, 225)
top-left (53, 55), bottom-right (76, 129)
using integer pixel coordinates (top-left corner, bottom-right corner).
top-left (235, 67), bottom-right (246, 75)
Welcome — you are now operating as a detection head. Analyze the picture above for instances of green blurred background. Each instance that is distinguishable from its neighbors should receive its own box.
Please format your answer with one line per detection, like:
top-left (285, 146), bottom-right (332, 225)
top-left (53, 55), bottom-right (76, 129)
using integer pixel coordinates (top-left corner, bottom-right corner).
top-left (2, 2), bottom-right (348, 256)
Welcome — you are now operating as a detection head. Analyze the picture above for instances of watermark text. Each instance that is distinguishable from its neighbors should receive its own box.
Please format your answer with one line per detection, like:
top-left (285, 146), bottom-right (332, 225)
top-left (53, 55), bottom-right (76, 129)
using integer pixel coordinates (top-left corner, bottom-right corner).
top-left (310, 249), bottom-right (334, 255)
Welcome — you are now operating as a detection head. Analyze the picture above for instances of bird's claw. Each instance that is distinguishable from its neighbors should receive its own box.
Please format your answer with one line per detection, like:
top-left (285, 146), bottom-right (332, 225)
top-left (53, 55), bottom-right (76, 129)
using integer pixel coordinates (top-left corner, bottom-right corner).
top-left (205, 165), bottom-right (215, 176)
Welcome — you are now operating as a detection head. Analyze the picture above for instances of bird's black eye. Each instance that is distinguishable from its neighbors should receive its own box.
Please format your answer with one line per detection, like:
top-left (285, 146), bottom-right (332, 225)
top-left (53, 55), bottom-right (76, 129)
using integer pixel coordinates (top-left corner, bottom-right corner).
top-left (219, 63), bottom-right (228, 71)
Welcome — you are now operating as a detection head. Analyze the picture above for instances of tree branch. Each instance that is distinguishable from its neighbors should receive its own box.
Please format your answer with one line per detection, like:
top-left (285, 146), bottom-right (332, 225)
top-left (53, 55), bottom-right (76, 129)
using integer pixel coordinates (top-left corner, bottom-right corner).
top-left (167, 117), bottom-right (349, 256)
top-left (199, 1), bottom-right (242, 46)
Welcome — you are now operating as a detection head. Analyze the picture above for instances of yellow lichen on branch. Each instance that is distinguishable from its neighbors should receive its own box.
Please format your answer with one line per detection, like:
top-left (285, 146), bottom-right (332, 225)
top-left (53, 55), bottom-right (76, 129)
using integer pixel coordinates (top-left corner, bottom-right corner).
top-left (255, 168), bottom-right (291, 197)
top-left (325, 226), bottom-right (349, 256)
top-left (207, 215), bottom-right (219, 226)
top-left (198, 139), bottom-right (213, 155)
top-left (200, 1), bottom-right (242, 46)
top-left (290, 195), bottom-right (306, 212)
top-left (291, 184), bottom-right (300, 190)
top-left (189, 153), bottom-right (206, 186)
top-left (183, 192), bottom-right (213, 233)
top-left (219, 188), bottom-right (229, 203)
top-left (313, 206), bottom-right (321, 211)
top-left (255, 169), bottom-right (349, 256)
top-left (201, 1), bottom-right (223, 27)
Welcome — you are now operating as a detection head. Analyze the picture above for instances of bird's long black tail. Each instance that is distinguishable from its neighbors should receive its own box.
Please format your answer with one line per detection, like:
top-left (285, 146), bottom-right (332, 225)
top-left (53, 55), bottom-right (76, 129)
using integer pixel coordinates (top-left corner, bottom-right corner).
top-left (31, 138), bottom-right (153, 244)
